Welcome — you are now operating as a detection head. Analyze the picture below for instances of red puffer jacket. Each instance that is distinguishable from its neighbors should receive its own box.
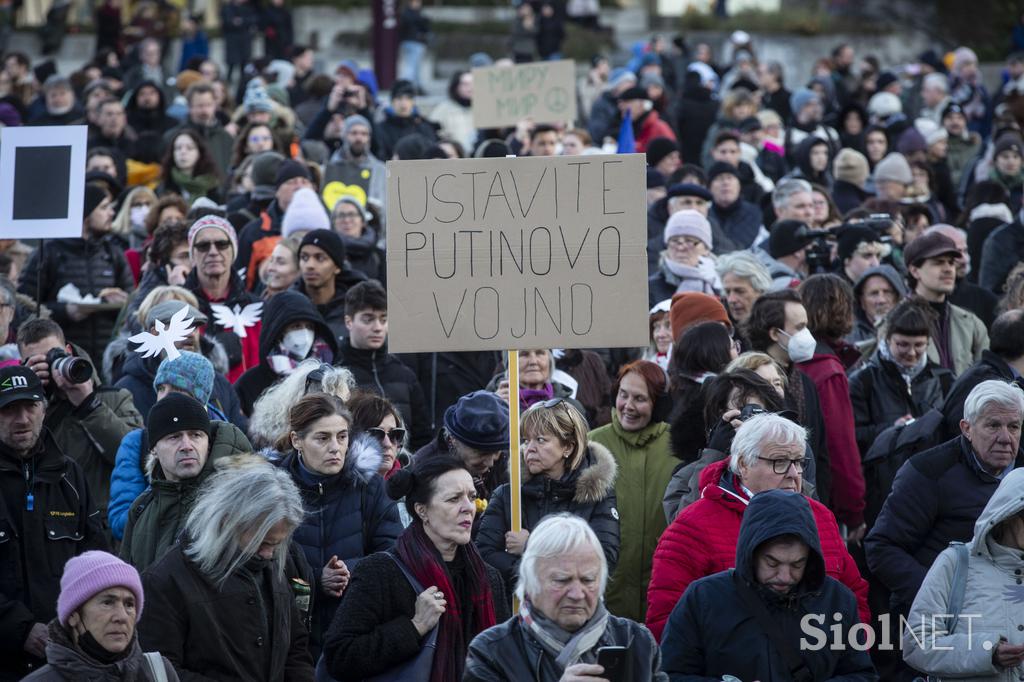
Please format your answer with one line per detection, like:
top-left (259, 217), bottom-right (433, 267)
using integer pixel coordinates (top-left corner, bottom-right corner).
top-left (644, 459), bottom-right (870, 642)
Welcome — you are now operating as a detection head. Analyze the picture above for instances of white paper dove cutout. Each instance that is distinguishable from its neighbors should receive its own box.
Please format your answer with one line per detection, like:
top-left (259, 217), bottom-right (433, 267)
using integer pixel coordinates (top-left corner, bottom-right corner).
top-left (210, 302), bottom-right (263, 338)
top-left (127, 304), bottom-right (196, 361)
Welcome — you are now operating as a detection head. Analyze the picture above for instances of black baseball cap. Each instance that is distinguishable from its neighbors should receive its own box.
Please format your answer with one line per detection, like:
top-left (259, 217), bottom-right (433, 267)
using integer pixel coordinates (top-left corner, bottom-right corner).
top-left (0, 366), bottom-right (45, 408)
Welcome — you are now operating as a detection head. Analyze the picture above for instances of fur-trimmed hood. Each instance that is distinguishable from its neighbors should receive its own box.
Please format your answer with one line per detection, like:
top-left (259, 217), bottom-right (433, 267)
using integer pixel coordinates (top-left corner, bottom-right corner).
top-left (523, 441), bottom-right (618, 505)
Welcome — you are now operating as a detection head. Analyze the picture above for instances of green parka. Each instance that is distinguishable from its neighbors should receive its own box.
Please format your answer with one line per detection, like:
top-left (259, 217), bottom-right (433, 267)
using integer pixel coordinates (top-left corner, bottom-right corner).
top-left (588, 410), bottom-right (676, 622)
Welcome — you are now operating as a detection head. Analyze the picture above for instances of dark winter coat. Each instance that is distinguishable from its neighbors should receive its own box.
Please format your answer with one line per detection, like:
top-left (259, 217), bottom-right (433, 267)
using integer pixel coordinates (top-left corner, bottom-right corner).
top-left (340, 226), bottom-right (386, 285)
top-left (220, 2), bottom-right (257, 66)
top-left (709, 197), bottom-right (763, 251)
top-left (278, 439), bottom-right (401, 656)
top-left (234, 290), bottom-right (339, 416)
top-left (22, 619), bottom-right (179, 681)
top-left (676, 86), bottom-right (719, 167)
top-left (848, 353), bottom-right (954, 457)
top-left (398, 350), bottom-right (501, 434)
top-left (336, 337), bottom-right (432, 450)
top-left (374, 108), bottom-right (439, 161)
top-left (139, 542), bottom-right (314, 681)
top-left (659, 490), bottom-right (877, 681)
top-left (965, 213), bottom-right (1007, 284)
top-left (979, 218), bottom-right (1024, 294)
top-left (260, 4), bottom-right (293, 59)
top-left (321, 549), bottom-right (509, 681)
top-left (587, 91), bottom-right (621, 146)
top-left (118, 421), bottom-right (252, 572)
top-left (940, 350), bottom-right (1023, 440)
top-left (0, 432), bottom-right (108, 680)
top-left (864, 435), bottom-right (1023, 610)
top-left (832, 178), bottom-right (871, 214)
top-left (464, 610), bottom-right (667, 682)
top-left (476, 442), bottom-right (620, 589)
top-left (18, 236), bottom-right (135, 362)
top-left (948, 276), bottom-right (998, 329)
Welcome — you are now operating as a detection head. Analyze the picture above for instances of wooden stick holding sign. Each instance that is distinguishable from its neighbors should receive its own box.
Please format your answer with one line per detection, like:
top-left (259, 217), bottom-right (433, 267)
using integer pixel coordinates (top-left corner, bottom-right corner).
top-left (507, 349), bottom-right (521, 610)
top-left (384, 152), bottom-right (650, 610)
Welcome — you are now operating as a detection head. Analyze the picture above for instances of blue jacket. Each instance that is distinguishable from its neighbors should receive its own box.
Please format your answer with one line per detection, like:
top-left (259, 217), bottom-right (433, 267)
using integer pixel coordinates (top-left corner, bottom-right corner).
top-left (276, 435), bottom-right (402, 658)
top-left (660, 489), bottom-right (876, 681)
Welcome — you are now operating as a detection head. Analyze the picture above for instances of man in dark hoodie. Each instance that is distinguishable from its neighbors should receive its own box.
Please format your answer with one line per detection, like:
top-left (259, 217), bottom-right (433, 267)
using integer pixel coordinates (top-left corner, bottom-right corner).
top-left (295, 229), bottom-right (366, 341)
top-left (336, 280), bottom-right (431, 449)
top-left (660, 487), bottom-right (877, 681)
top-left (849, 264), bottom-right (908, 345)
top-left (125, 80), bottom-right (179, 137)
top-left (234, 290), bottom-right (339, 416)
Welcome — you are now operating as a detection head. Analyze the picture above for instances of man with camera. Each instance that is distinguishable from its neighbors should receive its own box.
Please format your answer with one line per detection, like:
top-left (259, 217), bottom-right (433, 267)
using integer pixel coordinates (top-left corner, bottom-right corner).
top-left (16, 318), bottom-right (143, 533)
top-left (0, 364), bottom-right (108, 679)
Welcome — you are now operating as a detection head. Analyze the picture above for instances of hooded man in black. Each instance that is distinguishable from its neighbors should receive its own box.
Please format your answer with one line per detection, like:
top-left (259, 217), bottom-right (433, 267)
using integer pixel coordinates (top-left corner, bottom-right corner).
top-left (125, 80), bottom-right (178, 137)
top-left (661, 489), bottom-right (876, 681)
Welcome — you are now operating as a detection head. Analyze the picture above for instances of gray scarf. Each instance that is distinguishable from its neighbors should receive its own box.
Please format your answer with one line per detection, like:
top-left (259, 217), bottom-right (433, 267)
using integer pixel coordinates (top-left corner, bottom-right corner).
top-left (879, 339), bottom-right (928, 385)
top-left (520, 596), bottom-right (608, 672)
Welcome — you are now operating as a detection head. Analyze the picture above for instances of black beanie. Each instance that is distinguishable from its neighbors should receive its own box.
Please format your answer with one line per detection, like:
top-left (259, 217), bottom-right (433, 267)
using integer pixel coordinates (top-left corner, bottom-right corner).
top-left (300, 229), bottom-right (347, 270)
top-left (274, 159), bottom-right (312, 187)
top-left (147, 393), bottom-right (211, 446)
top-left (646, 137), bottom-right (678, 168)
top-left (83, 183), bottom-right (107, 219)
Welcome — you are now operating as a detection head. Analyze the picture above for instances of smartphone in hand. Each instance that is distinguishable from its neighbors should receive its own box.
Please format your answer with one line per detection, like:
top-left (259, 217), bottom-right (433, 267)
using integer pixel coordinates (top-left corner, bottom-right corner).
top-left (596, 646), bottom-right (630, 682)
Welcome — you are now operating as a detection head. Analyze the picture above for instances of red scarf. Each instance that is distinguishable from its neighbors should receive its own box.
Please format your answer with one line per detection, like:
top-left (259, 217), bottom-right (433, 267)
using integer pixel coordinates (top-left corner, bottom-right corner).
top-left (394, 522), bottom-right (496, 682)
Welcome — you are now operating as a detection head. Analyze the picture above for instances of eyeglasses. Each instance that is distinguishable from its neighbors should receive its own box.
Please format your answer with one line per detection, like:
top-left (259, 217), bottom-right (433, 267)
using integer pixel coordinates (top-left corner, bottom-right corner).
top-left (248, 134), bottom-right (273, 143)
top-left (368, 427), bottom-right (406, 445)
top-left (193, 239), bottom-right (232, 253)
top-left (335, 211), bottom-right (361, 220)
top-left (757, 456), bottom-right (808, 475)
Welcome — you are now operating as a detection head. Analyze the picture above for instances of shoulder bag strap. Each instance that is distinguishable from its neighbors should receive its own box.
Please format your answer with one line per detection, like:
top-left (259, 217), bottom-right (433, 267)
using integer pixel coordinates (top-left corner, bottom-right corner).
top-left (144, 651), bottom-right (168, 682)
top-left (947, 541), bottom-right (969, 634)
top-left (382, 552), bottom-right (439, 646)
top-left (731, 571), bottom-right (814, 682)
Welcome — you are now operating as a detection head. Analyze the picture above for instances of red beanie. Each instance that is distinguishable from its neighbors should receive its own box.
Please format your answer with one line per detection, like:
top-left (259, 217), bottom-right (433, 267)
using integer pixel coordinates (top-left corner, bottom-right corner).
top-left (669, 292), bottom-right (731, 341)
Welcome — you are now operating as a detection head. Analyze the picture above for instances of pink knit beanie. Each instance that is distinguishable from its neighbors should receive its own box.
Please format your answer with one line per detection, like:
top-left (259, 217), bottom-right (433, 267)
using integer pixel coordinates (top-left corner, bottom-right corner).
top-left (57, 551), bottom-right (144, 625)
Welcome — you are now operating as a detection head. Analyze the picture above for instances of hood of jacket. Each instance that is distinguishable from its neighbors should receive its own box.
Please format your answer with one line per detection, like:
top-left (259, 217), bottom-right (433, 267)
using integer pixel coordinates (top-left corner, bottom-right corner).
top-left (126, 79), bottom-right (167, 114)
top-left (523, 441), bottom-right (617, 505)
top-left (257, 289), bottom-right (338, 362)
top-left (40, 618), bottom-right (149, 680)
top-left (278, 431), bottom-right (383, 491)
top-left (793, 135), bottom-right (831, 183)
top-left (970, 467), bottom-right (1024, 557)
top-left (734, 488), bottom-right (826, 594)
top-left (853, 263), bottom-right (910, 299)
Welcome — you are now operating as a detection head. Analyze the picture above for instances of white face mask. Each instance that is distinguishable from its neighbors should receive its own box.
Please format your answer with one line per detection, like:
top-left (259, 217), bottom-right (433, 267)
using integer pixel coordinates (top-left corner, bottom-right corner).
top-left (281, 328), bottom-right (315, 358)
top-left (130, 205), bottom-right (150, 228)
top-left (780, 328), bottom-right (817, 363)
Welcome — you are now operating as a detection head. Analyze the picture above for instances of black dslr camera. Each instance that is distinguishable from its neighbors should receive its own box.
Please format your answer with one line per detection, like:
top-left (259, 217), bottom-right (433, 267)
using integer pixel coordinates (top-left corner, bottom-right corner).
top-left (45, 347), bottom-right (93, 384)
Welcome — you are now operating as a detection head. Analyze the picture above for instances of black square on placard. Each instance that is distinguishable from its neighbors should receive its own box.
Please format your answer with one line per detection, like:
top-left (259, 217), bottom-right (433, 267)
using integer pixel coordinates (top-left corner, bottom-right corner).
top-left (12, 146), bottom-right (72, 220)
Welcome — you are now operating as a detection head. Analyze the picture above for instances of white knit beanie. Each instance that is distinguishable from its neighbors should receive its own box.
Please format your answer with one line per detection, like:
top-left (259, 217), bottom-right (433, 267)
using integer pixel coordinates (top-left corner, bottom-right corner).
top-left (281, 187), bottom-right (330, 238)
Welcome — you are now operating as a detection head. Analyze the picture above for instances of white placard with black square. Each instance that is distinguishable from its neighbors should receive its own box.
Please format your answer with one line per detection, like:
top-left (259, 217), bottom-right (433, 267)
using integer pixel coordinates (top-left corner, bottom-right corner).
top-left (0, 125), bottom-right (87, 239)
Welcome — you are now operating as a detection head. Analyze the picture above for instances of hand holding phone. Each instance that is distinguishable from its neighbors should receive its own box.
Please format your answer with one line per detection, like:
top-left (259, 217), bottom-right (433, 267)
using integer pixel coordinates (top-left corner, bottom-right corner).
top-left (596, 646), bottom-right (629, 682)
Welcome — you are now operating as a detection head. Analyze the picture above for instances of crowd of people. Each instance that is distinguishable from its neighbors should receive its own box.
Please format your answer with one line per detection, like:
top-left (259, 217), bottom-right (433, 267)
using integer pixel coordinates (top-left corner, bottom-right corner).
top-left (4, 2), bottom-right (1024, 681)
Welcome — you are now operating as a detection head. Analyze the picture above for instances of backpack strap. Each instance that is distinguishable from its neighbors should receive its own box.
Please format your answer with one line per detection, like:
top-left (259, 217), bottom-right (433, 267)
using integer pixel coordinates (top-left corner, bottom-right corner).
top-left (946, 541), bottom-right (969, 634)
top-left (143, 651), bottom-right (168, 682)
top-left (732, 571), bottom-right (814, 682)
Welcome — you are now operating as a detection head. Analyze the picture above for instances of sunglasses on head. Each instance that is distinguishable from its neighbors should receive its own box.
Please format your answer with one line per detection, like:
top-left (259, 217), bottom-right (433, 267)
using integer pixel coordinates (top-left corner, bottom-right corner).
top-left (194, 239), bottom-right (232, 253)
top-left (368, 427), bottom-right (406, 445)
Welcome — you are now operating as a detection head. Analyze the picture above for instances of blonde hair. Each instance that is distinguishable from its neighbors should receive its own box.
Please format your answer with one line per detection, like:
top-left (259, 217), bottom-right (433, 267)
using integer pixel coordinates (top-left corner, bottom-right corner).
top-left (248, 359), bottom-right (355, 449)
top-left (110, 186), bottom-right (157, 237)
top-left (136, 286), bottom-right (200, 328)
top-left (521, 399), bottom-right (589, 472)
top-left (726, 351), bottom-right (789, 391)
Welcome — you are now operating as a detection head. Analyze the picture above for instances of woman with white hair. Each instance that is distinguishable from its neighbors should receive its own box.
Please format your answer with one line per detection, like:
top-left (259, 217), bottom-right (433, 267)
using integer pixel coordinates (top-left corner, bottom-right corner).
top-left (465, 513), bottom-right (668, 681)
top-left (904, 467), bottom-right (1024, 680)
top-left (645, 413), bottom-right (869, 642)
top-left (137, 456), bottom-right (315, 680)
top-left (247, 359), bottom-right (354, 449)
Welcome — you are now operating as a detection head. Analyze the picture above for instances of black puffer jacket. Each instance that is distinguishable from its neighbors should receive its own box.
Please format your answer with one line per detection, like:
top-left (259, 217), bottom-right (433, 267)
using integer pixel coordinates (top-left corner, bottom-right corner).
top-left (399, 351), bottom-right (502, 433)
top-left (234, 290), bottom-right (338, 416)
top-left (476, 443), bottom-right (620, 590)
top-left (848, 353), bottom-right (954, 457)
top-left (0, 433), bottom-right (108, 680)
top-left (277, 438), bottom-right (402, 657)
top-left (374, 108), bottom-right (439, 160)
top-left (336, 337), bottom-right (432, 449)
top-left (18, 237), bottom-right (134, 362)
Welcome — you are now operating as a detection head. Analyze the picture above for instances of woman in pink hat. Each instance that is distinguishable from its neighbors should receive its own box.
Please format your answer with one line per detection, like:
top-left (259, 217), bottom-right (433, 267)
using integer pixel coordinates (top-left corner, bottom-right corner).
top-left (22, 551), bottom-right (178, 681)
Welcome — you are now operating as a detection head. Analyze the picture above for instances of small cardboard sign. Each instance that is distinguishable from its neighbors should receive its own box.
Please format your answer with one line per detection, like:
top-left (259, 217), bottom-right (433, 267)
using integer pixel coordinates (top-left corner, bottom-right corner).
top-left (472, 59), bottom-right (577, 129)
top-left (0, 125), bottom-right (87, 239)
top-left (386, 153), bottom-right (650, 353)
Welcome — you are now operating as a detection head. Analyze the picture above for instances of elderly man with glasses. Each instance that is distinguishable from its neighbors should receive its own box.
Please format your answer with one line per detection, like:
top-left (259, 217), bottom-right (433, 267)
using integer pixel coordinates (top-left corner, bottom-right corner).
top-left (645, 412), bottom-right (869, 642)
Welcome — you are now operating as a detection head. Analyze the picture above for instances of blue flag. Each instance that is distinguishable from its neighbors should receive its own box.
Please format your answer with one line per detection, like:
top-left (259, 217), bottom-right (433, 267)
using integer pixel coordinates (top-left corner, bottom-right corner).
top-left (617, 108), bottom-right (635, 154)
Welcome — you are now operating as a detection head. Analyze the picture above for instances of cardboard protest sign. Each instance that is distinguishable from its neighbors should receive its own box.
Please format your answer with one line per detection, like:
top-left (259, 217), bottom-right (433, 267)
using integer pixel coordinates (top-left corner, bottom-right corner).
top-left (472, 60), bottom-right (577, 129)
top-left (0, 125), bottom-right (87, 239)
top-left (386, 153), bottom-right (649, 353)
